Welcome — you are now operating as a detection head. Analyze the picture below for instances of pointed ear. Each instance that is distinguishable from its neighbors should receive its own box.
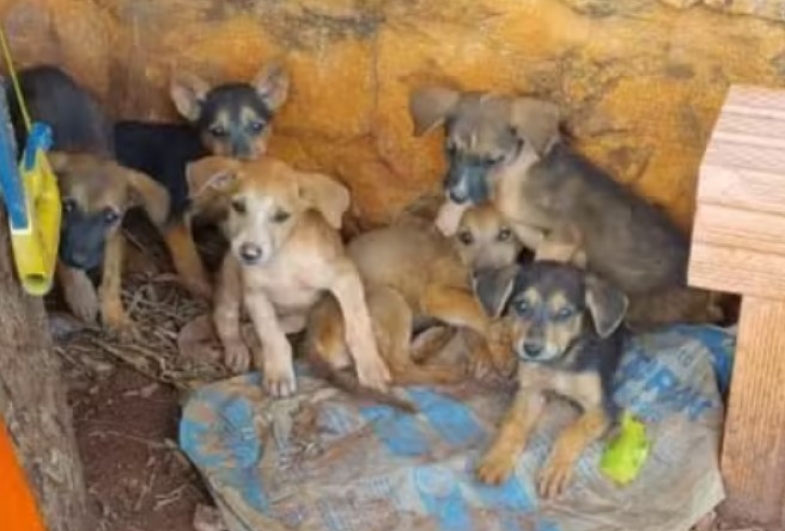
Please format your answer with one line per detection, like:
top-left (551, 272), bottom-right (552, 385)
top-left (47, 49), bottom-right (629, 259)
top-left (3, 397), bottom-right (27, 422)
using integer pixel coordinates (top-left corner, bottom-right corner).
top-left (252, 61), bottom-right (290, 112)
top-left (409, 86), bottom-right (460, 137)
top-left (170, 71), bottom-right (211, 122)
top-left (115, 164), bottom-right (171, 227)
top-left (585, 273), bottom-right (629, 339)
top-left (509, 97), bottom-right (561, 155)
top-left (296, 171), bottom-right (350, 230)
top-left (185, 156), bottom-right (241, 198)
top-left (473, 265), bottom-right (519, 318)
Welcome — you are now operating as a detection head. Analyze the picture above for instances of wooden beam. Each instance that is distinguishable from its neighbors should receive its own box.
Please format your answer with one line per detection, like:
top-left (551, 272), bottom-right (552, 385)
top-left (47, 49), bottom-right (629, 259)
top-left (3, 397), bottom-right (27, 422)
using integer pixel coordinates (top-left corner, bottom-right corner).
top-left (719, 296), bottom-right (785, 526)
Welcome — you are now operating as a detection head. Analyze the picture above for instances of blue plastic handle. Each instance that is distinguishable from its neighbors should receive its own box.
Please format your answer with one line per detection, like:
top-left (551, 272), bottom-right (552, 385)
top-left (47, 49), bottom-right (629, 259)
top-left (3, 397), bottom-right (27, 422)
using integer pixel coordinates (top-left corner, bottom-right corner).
top-left (0, 89), bottom-right (26, 231)
top-left (23, 122), bottom-right (52, 171)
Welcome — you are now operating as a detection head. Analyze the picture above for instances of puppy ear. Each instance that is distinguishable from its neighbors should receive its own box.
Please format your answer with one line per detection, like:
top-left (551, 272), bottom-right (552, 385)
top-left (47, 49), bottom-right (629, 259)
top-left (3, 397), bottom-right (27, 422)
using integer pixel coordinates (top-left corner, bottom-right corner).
top-left (252, 61), bottom-right (290, 112)
top-left (296, 171), bottom-right (351, 230)
top-left (409, 86), bottom-right (460, 136)
top-left (185, 156), bottom-right (241, 198)
top-left (585, 274), bottom-right (629, 339)
top-left (115, 164), bottom-right (171, 227)
top-left (170, 71), bottom-right (211, 122)
top-left (509, 98), bottom-right (561, 155)
top-left (472, 264), bottom-right (519, 318)
top-left (46, 151), bottom-right (71, 173)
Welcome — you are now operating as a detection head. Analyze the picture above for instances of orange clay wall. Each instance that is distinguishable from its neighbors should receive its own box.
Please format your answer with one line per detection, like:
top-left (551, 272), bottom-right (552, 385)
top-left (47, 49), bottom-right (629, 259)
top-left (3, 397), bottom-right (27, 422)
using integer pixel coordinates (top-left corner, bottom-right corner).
top-left (2, 0), bottom-right (785, 227)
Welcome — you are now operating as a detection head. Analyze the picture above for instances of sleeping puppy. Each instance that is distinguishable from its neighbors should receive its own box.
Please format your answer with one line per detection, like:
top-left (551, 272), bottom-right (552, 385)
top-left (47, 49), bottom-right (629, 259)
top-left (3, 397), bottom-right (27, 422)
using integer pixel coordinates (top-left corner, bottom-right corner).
top-left (186, 155), bottom-right (391, 397)
top-left (9, 65), bottom-right (170, 335)
top-left (410, 86), bottom-right (722, 330)
top-left (473, 261), bottom-right (627, 498)
top-left (304, 200), bottom-right (525, 411)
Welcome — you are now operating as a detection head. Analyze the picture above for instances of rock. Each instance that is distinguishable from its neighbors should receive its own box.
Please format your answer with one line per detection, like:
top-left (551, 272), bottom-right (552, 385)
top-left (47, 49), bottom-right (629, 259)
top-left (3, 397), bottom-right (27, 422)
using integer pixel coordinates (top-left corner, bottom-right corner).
top-left (3, 0), bottom-right (785, 229)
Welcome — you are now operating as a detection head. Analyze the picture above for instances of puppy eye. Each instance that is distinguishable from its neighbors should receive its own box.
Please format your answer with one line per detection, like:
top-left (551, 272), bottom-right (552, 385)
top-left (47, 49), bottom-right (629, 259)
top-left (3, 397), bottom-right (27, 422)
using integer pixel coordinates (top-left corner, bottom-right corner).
top-left (209, 125), bottom-right (228, 137)
top-left (62, 199), bottom-right (77, 214)
top-left (231, 198), bottom-right (247, 215)
top-left (272, 210), bottom-right (291, 223)
top-left (555, 308), bottom-right (574, 321)
top-left (497, 227), bottom-right (512, 241)
top-left (248, 121), bottom-right (265, 134)
top-left (102, 207), bottom-right (120, 225)
top-left (457, 230), bottom-right (474, 245)
top-left (484, 154), bottom-right (505, 166)
top-left (515, 300), bottom-right (530, 315)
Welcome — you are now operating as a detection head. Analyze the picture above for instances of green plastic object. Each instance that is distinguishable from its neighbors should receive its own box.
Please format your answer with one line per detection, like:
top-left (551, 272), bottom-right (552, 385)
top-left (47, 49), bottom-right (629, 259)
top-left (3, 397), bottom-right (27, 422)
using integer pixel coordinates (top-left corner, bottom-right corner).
top-left (600, 411), bottom-right (650, 486)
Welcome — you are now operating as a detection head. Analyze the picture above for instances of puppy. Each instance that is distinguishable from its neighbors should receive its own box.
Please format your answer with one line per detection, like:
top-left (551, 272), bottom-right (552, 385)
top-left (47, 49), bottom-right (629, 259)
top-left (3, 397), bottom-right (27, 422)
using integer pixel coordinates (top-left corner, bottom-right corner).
top-left (114, 62), bottom-right (290, 297)
top-left (9, 65), bottom-right (170, 334)
top-left (186, 155), bottom-right (391, 397)
top-left (410, 86), bottom-right (722, 330)
top-left (304, 199), bottom-right (524, 410)
top-left (473, 261), bottom-right (627, 498)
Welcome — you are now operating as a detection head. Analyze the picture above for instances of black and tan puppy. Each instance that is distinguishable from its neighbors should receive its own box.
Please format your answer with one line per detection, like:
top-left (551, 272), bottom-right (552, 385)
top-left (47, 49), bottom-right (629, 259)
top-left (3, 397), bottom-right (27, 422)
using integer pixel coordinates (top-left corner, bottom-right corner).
top-left (410, 86), bottom-right (722, 330)
top-left (473, 261), bottom-right (627, 498)
top-left (114, 62), bottom-right (290, 297)
top-left (9, 65), bottom-right (170, 334)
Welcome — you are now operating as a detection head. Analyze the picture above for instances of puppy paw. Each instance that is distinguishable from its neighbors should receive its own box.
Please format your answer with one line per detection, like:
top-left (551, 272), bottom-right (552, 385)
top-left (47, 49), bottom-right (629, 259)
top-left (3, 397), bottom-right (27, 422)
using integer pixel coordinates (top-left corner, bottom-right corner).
top-left (65, 283), bottom-right (99, 324)
top-left (355, 354), bottom-right (391, 393)
top-left (263, 357), bottom-right (297, 398)
top-left (538, 454), bottom-right (575, 499)
top-left (102, 304), bottom-right (136, 342)
top-left (224, 339), bottom-right (252, 373)
top-left (476, 449), bottom-right (517, 485)
top-left (185, 278), bottom-right (213, 301)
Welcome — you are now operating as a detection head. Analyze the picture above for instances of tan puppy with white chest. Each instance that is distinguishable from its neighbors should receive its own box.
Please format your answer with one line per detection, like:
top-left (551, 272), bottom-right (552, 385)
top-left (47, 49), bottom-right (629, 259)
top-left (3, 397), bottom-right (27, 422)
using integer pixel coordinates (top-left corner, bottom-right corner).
top-left (186, 155), bottom-right (391, 397)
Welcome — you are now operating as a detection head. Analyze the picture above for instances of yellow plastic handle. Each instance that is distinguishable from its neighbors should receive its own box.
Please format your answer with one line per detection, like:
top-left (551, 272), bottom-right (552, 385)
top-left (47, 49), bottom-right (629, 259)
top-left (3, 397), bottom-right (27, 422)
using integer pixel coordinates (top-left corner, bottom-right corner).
top-left (9, 150), bottom-right (61, 296)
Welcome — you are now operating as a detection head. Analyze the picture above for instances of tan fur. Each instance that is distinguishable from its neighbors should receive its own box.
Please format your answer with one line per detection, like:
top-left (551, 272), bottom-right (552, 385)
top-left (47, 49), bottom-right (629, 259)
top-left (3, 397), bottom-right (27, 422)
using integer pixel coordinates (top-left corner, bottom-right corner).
top-left (188, 155), bottom-right (390, 397)
top-left (304, 198), bottom-right (524, 408)
top-left (48, 152), bottom-right (180, 335)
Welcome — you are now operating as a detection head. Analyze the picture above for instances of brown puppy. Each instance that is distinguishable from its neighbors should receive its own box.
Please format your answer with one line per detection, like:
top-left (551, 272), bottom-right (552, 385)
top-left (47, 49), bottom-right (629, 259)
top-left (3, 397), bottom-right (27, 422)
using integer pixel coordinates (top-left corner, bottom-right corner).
top-left (410, 86), bottom-right (721, 330)
top-left (186, 155), bottom-right (391, 397)
top-left (473, 261), bottom-right (627, 499)
top-left (304, 199), bottom-right (524, 409)
top-left (9, 66), bottom-right (171, 335)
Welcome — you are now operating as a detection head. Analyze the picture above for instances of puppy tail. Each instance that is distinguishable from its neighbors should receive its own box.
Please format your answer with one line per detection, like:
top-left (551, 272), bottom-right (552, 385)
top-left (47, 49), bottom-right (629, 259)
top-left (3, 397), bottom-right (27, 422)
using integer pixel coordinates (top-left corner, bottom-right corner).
top-left (306, 350), bottom-right (419, 414)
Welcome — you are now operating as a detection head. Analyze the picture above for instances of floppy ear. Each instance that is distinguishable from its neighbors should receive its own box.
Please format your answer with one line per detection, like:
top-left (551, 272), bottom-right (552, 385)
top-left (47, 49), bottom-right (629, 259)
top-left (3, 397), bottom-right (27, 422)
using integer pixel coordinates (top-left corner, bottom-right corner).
top-left (185, 156), bottom-right (241, 198)
top-left (115, 165), bottom-right (171, 227)
top-left (252, 61), bottom-right (290, 112)
top-left (46, 151), bottom-right (71, 173)
top-left (170, 71), bottom-right (211, 122)
top-left (509, 97), bottom-right (561, 155)
top-left (472, 264), bottom-right (519, 318)
top-left (296, 172), bottom-right (351, 230)
top-left (409, 86), bottom-right (461, 136)
top-left (585, 273), bottom-right (629, 339)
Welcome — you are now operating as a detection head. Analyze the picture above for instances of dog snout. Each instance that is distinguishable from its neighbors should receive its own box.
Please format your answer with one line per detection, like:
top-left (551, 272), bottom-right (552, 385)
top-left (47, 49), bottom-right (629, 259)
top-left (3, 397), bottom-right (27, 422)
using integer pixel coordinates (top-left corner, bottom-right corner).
top-left (522, 340), bottom-right (544, 358)
top-left (448, 187), bottom-right (469, 204)
top-left (239, 242), bottom-right (264, 264)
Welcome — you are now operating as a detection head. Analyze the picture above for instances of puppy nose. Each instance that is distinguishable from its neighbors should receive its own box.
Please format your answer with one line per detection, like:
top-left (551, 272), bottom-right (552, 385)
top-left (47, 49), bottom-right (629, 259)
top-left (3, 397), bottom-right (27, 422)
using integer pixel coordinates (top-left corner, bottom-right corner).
top-left (523, 342), bottom-right (543, 358)
top-left (239, 243), bottom-right (263, 263)
top-left (448, 188), bottom-right (468, 204)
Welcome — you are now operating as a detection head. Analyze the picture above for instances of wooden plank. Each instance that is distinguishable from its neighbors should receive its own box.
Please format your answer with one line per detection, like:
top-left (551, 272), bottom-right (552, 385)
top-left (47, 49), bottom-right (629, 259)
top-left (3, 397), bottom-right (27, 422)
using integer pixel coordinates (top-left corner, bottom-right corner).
top-left (692, 204), bottom-right (785, 258)
top-left (697, 164), bottom-right (785, 217)
top-left (687, 242), bottom-right (785, 298)
top-left (720, 296), bottom-right (785, 526)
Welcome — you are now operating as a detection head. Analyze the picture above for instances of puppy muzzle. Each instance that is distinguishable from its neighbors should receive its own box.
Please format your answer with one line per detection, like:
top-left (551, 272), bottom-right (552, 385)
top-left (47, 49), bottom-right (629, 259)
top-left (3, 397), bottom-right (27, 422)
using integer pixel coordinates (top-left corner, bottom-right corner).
top-left (445, 163), bottom-right (491, 205)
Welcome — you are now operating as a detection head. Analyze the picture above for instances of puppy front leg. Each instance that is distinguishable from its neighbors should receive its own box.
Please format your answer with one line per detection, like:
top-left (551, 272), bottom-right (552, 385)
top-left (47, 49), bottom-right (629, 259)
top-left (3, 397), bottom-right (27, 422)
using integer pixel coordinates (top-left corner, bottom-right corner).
top-left (99, 231), bottom-right (133, 336)
top-left (476, 386), bottom-right (545, 484)
top-left (57, 260), bottom-right (98, 323)
top-left (329, 257), bottom-right (391, 393)
top-left (162, 217), bottom-right (212, 299)
top-left (245, 291), bottom-right (297, 398)
top-left (214, 254), bottom-right (250, 373)
top-left (538, 407), bottom-right (610, 498)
